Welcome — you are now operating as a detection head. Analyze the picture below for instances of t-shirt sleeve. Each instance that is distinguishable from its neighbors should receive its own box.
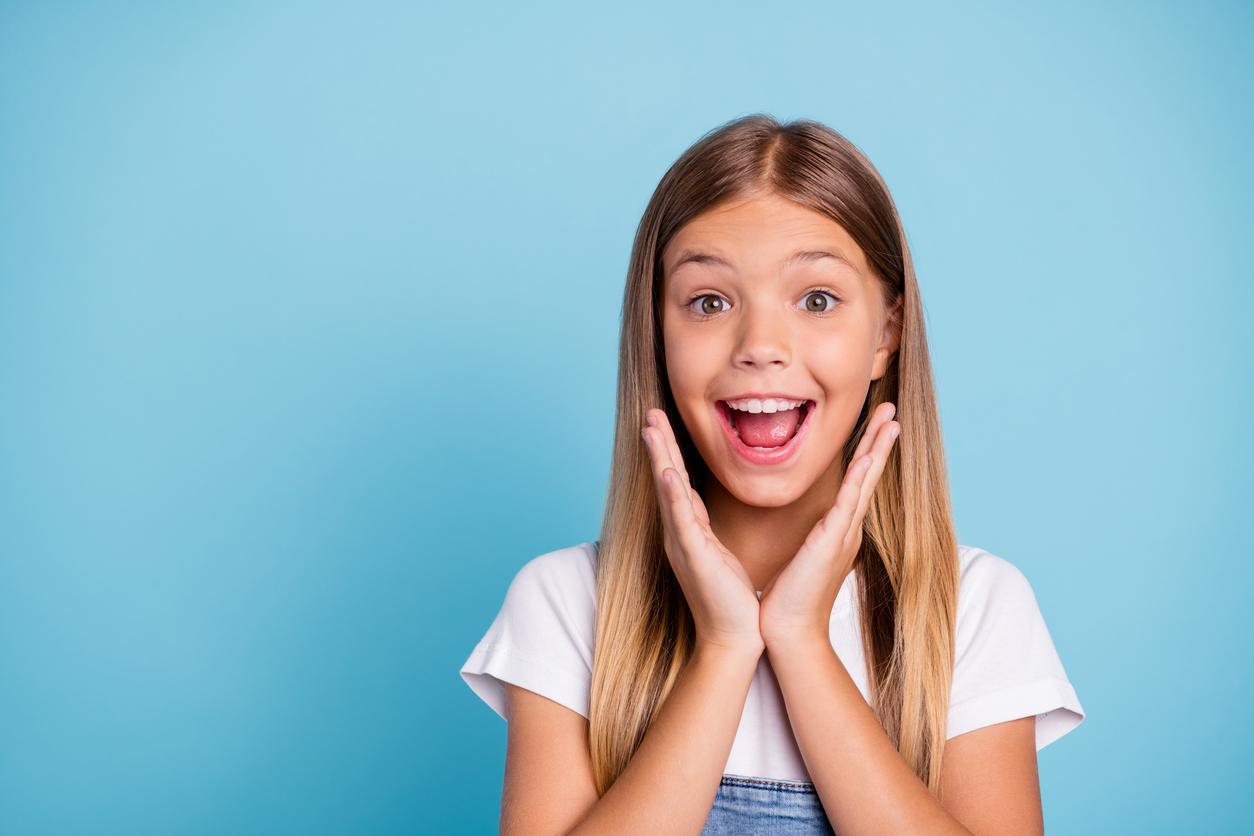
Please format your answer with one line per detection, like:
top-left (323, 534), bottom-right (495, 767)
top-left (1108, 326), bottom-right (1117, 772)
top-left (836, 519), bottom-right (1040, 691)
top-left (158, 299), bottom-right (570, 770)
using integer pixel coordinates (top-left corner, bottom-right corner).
top-left (459, 543), bottom-right (598, 720)
top-left (947, 547), bottom-right (1084, 750)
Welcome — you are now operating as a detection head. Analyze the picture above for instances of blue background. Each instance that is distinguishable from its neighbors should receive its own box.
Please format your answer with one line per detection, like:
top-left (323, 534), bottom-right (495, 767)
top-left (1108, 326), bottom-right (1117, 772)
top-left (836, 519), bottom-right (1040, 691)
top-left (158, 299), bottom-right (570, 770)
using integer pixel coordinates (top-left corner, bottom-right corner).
top-left (1, 1), bottom-right (1250, 833)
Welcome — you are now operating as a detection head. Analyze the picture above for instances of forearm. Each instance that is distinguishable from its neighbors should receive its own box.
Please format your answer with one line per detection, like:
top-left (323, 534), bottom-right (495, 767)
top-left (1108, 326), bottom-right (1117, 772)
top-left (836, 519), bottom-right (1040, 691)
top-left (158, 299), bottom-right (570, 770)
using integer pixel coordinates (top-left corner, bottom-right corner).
top-left (569, 641), bottom-right (760, 836)
top-left (767, 636), bottom-right (971, 836)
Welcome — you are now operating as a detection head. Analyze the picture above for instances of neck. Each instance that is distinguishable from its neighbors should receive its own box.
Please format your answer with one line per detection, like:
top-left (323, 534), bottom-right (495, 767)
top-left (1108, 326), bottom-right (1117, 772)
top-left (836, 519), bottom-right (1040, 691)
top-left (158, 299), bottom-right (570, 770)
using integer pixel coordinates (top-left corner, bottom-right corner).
top-left (702, 463), bottom-right (845, 591)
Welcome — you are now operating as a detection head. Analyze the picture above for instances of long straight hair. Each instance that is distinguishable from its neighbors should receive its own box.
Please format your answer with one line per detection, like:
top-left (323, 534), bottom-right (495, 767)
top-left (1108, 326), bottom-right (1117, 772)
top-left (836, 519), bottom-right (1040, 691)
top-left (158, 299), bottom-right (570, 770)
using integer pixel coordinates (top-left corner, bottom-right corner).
top-left (589, 116), bottom-right (960, 795)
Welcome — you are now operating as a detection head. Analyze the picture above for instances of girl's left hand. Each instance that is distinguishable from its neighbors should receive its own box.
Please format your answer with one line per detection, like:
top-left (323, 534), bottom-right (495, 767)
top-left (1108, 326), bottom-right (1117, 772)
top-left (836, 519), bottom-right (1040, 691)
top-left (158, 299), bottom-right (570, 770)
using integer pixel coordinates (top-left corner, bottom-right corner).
top-left (758, 402), bottom-right (900, 648)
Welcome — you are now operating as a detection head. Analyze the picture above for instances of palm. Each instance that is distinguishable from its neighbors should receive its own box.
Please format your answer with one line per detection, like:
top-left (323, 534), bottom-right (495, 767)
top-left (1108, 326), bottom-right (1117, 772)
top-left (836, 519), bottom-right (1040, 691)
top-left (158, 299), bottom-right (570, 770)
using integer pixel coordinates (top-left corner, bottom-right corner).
top-left (760, 403), bottom-right (900, 644)
top-left (759, 517), bottom-right (855, 635)
top-left (688, 490), bottom-right (759, 604)
top-left (643, 410), bottom-right (761, 650)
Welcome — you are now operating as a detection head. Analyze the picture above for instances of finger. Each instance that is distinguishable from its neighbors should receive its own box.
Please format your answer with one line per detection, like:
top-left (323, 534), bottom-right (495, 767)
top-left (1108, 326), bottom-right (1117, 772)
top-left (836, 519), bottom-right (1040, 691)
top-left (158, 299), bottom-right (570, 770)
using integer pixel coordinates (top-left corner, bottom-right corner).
top-left (661, 467), bottom-right (707, 558)
top-left (809, 420), bottom-right (897, 557)
top-left (690, 485), bottom-right (712, 527)
top-left (646, 414), bottom-right (712, 531)
top-left (643, 410), bottom-right (676, 480)
top-left (648, 409), bottom-right (693, 492)
top-left (803, 454), bottom-right (873, 556)
top-left (652, 408), bottom-right (692, 493)
top-left (850, 401), bottom-right (896, 464)
top-left (642, 425), bottom-right (681, 528)
top-left (851, 420), bottom-right (900, 528)
top-left (642, 425), bottom-right (677, 484)
top-left (645, 423), bottom-right (711, 552)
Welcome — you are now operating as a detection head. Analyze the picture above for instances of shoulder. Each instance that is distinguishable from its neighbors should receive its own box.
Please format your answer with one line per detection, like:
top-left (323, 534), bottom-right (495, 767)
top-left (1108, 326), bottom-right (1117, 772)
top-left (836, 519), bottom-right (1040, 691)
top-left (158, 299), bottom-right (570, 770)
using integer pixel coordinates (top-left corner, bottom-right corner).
top-left (953, 544), bottom-right (1050, 660)
top-left (460, 543), bottom-right (599, 720)
top-left (958, 544), bottom-right (1030, 588)
top-left (949, 544), bottom-right (1084, 747)
top-left (514, 540), bottom-right (598, 583)
top-left (956, 545), bottom-right (1038, 610)
top-left (505, 541), bottom-right (598, 615)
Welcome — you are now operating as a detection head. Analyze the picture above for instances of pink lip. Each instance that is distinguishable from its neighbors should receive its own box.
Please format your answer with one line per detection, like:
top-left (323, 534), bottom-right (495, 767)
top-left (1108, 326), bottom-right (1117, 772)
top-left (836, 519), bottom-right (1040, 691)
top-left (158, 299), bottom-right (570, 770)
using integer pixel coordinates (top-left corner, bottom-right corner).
top-left (714, 398), bottom-right (815, 466)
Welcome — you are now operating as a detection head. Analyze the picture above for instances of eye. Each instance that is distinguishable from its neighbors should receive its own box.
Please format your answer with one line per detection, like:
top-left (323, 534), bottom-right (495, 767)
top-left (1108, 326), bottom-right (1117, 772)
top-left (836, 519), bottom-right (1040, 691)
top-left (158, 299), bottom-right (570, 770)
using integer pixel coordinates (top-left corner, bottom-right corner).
top-left (691, 295), bottom-right (730, 315)
top-left (800, 291), bottom-right (837, 312)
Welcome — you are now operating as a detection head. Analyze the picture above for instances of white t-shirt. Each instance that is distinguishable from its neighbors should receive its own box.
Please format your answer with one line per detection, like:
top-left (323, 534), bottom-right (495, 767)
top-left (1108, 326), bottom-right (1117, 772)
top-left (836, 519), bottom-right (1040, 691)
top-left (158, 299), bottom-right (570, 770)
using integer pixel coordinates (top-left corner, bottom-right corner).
top-left (460, 542), bottom-right (1083, 782)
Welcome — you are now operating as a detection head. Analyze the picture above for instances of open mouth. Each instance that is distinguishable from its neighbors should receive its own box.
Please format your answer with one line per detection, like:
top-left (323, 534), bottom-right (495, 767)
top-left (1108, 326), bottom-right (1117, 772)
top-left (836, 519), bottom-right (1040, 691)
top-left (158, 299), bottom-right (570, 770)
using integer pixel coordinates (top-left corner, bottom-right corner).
top-left (716, 397), bottom-right (813, 460)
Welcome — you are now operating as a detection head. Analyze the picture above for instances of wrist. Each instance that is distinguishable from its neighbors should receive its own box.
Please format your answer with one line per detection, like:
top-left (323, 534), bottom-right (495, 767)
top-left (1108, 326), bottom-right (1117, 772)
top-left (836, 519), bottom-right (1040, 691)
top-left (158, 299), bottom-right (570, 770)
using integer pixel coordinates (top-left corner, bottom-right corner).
top-left (690, 635), bottom-right (765, 671)
top-left (761, 624), bottom-right (834, 659)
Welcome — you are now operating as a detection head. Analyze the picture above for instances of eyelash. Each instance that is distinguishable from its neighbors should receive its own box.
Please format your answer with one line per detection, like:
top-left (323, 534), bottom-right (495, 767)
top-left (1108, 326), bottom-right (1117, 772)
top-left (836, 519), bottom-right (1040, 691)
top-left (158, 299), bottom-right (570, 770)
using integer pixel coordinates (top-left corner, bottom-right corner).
top-left (686, 294), bottom-right (730, 319)
top-left (684, 289), bottom-right (843, 318)
top-left (799, 288), bottom-right (842, 313)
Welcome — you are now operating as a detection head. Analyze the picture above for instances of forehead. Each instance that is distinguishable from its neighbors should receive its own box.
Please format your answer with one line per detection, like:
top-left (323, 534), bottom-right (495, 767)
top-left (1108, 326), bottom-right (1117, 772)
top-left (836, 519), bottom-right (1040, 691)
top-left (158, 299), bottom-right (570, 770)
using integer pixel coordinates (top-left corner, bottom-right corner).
top-left (662, 192), bottom-right (872, 280)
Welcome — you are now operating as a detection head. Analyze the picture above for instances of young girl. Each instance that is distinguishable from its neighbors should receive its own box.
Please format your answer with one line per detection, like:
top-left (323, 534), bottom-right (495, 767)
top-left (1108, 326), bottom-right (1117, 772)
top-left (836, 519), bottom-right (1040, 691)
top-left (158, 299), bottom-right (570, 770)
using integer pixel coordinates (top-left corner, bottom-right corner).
top-left (461, 116), bottom-right (1083, 835)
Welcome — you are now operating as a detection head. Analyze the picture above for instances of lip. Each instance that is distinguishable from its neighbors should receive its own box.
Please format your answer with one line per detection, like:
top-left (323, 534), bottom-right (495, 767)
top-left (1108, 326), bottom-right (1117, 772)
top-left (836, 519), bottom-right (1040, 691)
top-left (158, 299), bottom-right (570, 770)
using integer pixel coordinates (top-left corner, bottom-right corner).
top-left (714, 396), bottom-right (815, 466)
top-left (719, 391), bottom-right (809, 406)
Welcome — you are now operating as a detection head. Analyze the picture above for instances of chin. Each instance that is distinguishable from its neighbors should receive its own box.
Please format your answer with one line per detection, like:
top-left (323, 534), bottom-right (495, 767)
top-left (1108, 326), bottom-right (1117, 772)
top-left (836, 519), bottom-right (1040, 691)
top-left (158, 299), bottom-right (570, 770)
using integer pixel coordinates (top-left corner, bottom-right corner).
top-left (716, 470), bottom-right (813, 509)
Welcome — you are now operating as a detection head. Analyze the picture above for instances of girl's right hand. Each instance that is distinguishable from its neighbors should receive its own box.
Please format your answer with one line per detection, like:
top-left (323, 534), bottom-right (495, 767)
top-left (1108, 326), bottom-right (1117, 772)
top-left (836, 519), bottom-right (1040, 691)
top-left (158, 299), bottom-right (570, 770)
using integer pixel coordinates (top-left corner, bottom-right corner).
top-left (643, 408), bottom-right (764, 655)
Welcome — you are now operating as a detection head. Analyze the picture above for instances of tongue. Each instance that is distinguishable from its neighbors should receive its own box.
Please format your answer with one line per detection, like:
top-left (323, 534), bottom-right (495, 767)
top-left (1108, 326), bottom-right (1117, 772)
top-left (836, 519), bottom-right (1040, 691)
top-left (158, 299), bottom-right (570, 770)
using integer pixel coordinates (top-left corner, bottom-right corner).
top-left (735, 408), bottom-right (802, 448)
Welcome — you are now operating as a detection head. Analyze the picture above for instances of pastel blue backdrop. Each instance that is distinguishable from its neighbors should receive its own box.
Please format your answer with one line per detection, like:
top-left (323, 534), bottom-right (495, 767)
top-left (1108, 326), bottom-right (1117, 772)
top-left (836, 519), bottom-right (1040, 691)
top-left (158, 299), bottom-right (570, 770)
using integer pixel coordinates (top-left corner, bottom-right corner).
top-left (1, 1), bottom-right (1249, 833)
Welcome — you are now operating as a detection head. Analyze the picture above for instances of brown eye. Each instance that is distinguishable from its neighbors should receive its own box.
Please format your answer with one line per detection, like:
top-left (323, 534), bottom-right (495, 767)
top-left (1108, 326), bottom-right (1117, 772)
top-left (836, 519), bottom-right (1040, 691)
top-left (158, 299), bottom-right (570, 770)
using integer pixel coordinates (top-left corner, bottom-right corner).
top-left (803, 292), bottom-right (836, 312)
top-left (695, 295), bottom-right (728, 315)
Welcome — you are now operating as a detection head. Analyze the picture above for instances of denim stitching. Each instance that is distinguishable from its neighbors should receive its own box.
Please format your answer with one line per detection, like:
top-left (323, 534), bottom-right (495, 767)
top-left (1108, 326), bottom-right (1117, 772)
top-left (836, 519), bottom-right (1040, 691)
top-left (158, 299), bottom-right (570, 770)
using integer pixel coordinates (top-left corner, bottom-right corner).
top-left (719, 776), bottom-right (818, 794)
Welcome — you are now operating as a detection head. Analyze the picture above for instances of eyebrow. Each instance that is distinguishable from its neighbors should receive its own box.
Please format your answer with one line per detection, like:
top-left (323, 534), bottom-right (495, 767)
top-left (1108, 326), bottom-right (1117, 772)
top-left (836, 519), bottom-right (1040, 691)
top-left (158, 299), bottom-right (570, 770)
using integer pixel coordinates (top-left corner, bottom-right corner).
top-left (668, 249), bottom-right (857, 272)
top-left (669, 251), bottom-right (734, 271)
top-left (788, 250), bottom-right (856, 270)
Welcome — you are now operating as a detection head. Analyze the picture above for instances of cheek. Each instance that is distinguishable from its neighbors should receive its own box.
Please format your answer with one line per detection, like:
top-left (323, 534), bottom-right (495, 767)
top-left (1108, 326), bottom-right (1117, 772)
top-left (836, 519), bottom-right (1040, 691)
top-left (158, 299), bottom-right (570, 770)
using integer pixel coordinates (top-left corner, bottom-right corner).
top-left (805, 331), bottom-right (878, 443)
top-left (805, 327), bottom-right (876, 387)
top-left (662, 330), bottom-right (725, 444)
top-left (663, 328), bottom-right (716, 401)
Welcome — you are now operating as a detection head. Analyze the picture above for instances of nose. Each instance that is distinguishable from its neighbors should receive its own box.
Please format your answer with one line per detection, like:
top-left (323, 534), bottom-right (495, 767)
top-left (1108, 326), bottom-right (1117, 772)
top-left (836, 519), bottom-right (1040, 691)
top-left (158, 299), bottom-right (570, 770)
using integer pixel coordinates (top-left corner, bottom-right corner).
top-left (731, 304), bottom-right (791, 371)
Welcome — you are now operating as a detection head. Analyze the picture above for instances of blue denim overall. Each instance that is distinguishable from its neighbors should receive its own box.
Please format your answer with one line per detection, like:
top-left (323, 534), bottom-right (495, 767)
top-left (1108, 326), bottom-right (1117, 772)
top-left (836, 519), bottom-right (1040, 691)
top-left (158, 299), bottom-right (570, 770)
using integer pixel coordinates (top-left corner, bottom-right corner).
top-left (701, 775), bottom-right (834, 835)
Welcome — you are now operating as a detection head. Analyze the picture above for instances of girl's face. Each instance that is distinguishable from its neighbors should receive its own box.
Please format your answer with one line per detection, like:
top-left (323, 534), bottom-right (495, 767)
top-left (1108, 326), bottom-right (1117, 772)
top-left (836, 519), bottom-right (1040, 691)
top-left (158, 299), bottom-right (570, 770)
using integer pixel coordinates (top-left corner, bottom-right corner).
top-left (660, 192), bottom-right (899, 509)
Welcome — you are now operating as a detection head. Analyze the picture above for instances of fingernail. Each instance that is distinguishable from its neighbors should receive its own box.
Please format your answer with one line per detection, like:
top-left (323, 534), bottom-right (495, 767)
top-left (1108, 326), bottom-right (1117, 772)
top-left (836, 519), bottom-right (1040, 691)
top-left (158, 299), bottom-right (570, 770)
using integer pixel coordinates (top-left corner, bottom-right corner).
top-left (862, 458), bottom-right (873, 473)
top-left (891, 424), bottom-right (900, 440)
top-left (646, 414), bottom-right (658, 427)
top-left (663, 471), bottom-right (674, 486)
top-left (642, 429), bottom-right (652, 447)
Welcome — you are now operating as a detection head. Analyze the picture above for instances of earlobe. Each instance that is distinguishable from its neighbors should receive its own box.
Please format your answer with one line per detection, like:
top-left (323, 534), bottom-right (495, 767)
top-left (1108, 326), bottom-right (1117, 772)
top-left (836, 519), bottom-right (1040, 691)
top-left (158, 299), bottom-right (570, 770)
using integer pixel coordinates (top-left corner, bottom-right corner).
top-left (870, 294), bottom-right (904, 381)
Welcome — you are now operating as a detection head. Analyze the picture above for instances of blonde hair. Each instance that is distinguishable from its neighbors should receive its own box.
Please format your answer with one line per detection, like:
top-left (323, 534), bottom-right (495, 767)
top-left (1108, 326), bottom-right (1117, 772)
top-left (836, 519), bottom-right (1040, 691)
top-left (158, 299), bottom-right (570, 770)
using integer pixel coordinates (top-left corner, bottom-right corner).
top-left (589, 116), bottom-right (960, 795)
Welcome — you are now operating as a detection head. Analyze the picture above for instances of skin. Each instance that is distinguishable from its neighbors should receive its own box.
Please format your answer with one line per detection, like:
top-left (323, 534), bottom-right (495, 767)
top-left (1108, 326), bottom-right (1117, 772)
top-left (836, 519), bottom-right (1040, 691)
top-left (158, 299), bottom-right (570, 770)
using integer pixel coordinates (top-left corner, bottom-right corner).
top-left (500, 193), bottom-right (1044, 836)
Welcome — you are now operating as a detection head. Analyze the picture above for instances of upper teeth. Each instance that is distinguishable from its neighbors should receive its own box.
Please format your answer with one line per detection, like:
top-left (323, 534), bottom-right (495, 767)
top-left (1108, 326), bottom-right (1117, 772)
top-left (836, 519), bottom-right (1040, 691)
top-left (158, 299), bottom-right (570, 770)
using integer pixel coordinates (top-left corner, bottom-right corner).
top-left (725, 398), bottom-right (804, 414)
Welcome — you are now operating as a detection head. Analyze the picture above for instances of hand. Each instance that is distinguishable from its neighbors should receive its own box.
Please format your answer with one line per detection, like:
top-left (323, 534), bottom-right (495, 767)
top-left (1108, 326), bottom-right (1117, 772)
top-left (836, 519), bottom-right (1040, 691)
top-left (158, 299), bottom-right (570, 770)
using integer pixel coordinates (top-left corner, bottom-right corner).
top-left (759, 402), bottom-right (900, 648)
top-left (642, 408), bottom-right (764, 655)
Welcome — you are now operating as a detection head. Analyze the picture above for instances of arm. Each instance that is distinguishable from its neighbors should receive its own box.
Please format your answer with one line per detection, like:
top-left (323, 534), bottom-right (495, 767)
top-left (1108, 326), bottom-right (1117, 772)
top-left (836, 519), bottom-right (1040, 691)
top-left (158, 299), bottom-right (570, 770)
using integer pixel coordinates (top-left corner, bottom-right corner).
top-left (501, 409), bottom-right (765, 836)
top-left (940, 717), bottom-right (1042, 834)
top-left (501, 641), bottom-right (760, 836)
top-left (767, 638), bottom-right (1041, 835)
top-left (760, 402), bottom-right (1044, 834)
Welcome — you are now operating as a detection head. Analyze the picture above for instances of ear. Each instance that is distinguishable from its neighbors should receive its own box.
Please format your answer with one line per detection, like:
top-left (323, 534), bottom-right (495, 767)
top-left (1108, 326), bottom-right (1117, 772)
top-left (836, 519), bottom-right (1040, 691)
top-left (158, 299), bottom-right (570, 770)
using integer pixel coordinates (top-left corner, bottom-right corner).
top-left (871, 293), bottom-right (903, 381)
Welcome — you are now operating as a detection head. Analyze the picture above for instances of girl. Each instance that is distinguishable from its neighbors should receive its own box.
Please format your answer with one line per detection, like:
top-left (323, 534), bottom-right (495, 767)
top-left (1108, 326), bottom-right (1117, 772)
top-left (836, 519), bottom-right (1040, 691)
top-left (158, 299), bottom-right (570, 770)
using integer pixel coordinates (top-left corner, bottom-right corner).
top-left (461, 116), bottom-right (1083, 835)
